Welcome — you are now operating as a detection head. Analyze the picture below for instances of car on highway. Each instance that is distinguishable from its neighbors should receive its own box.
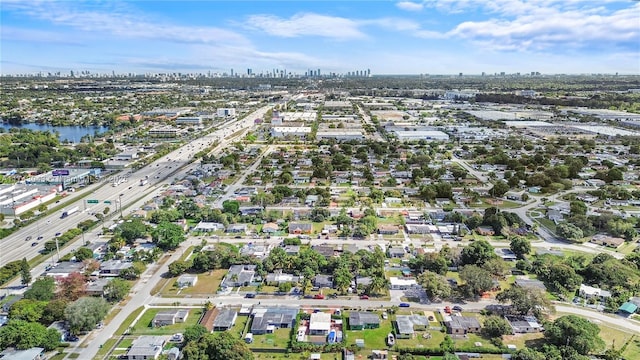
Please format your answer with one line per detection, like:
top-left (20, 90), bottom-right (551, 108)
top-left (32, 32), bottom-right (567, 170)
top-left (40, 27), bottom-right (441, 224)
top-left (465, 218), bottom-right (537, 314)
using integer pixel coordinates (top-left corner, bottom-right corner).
top-left (54, 232), bottom-right (61, 237)
top-left (37, 236), bottom-right (43, 240)
top-left (399, 303), bottom-right (411, 308)
top-left (25, 236), bottom-right (32, 241)
top-left (31, 242), bottom-right (38, 247)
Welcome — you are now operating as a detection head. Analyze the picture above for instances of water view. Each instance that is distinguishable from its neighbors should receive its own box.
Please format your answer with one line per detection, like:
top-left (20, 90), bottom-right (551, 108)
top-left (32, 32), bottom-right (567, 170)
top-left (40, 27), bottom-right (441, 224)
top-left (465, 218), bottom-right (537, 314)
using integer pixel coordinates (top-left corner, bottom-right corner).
top-left (0, 123), bottom-right (110, 142)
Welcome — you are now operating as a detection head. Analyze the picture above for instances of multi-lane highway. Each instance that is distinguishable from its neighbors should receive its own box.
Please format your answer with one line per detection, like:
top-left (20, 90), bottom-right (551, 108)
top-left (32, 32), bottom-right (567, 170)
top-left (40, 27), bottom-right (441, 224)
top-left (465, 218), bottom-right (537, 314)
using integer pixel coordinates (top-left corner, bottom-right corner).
top-left (0, 106), bottom-right (270, 269)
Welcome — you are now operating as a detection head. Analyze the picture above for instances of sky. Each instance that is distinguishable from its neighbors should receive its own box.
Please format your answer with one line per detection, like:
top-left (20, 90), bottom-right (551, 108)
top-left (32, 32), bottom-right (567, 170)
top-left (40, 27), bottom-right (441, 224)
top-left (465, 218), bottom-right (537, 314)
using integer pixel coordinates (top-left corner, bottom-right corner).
top-left (1, 0), bottom-right (639, 75)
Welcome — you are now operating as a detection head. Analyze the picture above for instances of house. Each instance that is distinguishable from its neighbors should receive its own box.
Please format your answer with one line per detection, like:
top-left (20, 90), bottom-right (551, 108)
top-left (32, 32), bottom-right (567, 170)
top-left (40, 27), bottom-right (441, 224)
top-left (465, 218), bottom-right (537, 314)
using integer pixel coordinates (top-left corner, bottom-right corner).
top-left (212, 309), bottom-right (238, 331)
top-left (125, 336), bottom-right (167, 360)
top-left (312, 245), bottom-right (335, 258)
top-left (349, 312), bottom-right (380, 330)
top-left (193, 222), bottom-right (226, 232)
top-left (547, 209), bottom-right (564, 223)
top-left (166, 347), bottom-right (180, 360)
top-left (309, 312), bottom-right (331, 335)
top-left (265, 269), bottom-right (300, 284)
top-left (289, 222), bottom-right (313, 234)
top-left (45, 262), bottom-right (85, 279)
top-left (395, 315), bottom-right (429, 338)
top-left (445, 315), bottom-right (481, 335)
top-left (579, 284), bottom-right (611, 301)
top-left (250, 307), bottom-right (298, 334)
top-left (314, 274), bottom-right (334, 288)
top-left (514, 279), bottom-right (547, 292)
top-left (0, 347), bottom-right (44, 360)
top-left (152, 310), bottom-right (189, 327)
top-left (389, 277), bottom-right (419, 290)
top-left (505, 316), bottom-right (544, 334)
top-left (618, 302), bottom-right (638, 315)
top-left (176, 274), bottom-right (198, 288)
top-left (226, 223), bottom-right (248, 234)
top-left (199, 308), bottom-right (217, 332)
top-left (476, 226), bottom-right (495, 236)
top-left (283, 245), bottom-right (301, 255)
top-left (590, 234), bottom-right (625, 248)
top-left (99, 260), bottom-right (133, 277)
top-left (387, 247), bottom-right (405, 258)
top-left (221, 265), bottom-right (256, 288)
top-left (305, 195), bottom-right (320, 206)
top-left (262, 222), bottom-right (279, 233)
top-left (378, 225), bottom-right (399, 235)
top-left (86, 278), bottom-right (112, 296)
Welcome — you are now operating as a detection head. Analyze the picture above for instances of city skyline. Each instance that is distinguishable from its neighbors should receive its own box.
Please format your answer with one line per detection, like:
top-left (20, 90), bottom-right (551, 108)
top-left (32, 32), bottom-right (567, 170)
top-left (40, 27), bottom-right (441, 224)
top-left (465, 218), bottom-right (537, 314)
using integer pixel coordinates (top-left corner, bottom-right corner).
top-left (1, 0), bottom-right (639, 75)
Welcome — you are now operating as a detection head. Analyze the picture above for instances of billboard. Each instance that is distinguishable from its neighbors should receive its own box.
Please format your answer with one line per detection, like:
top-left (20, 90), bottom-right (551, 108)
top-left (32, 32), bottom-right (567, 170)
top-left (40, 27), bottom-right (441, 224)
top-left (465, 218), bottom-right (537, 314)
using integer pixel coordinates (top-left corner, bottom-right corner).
top-left (52, 169), bottom-right (70, 176)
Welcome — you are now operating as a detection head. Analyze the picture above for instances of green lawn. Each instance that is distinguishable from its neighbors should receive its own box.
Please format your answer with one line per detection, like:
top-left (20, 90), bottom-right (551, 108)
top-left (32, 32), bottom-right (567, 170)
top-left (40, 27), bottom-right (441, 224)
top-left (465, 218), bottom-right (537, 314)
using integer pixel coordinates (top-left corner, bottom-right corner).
top-left (247, 328), bottom-right (291, 350)
top-left (131, 308), bottom-right (203, 335)
top-left (344, 318), bottom-right (394, 350)
top-left (623, 335), bottom-right (640, 360)
top-left (161, 269), bottom-right (226, 297)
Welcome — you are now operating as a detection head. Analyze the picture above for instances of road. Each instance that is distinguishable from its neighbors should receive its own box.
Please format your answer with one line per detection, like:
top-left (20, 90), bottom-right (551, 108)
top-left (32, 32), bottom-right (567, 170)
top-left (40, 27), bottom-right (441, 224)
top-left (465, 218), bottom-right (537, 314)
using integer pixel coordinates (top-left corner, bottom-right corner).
top-left (0, 106), bottom-right (271, 277)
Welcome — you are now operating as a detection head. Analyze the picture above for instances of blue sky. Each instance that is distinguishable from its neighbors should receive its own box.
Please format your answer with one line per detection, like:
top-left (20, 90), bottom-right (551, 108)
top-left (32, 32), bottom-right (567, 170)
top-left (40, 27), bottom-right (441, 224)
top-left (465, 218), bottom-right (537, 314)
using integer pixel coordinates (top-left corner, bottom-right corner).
top-left (1, 0), bottom-right (639, 75)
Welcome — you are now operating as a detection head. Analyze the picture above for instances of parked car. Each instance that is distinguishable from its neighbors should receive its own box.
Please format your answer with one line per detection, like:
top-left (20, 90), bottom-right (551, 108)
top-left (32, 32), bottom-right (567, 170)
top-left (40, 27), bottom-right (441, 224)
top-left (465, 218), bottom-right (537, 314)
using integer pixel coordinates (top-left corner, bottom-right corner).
top-left (245, 293), bottom-right (256, 298)
top-left (359, 295), bottom-right (369, 300)
top-left (452, 305), bottom-right (463, 312)
top-left (444, 306), bottom-right (452, 314)
top-left (399, 303), bottom-right (411, 308)
top-left (313, 294), bottom-right (325, 299)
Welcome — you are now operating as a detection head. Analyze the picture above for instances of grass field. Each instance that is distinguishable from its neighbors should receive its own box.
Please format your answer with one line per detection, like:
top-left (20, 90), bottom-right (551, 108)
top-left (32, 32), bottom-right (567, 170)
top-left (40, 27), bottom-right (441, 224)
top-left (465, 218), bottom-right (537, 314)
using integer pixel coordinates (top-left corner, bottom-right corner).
top-left (160, 269), bottom-right (226, 297)
top-left (130, 308), bottom-right (203, 335)
top-left (344, 318), bottom-right (393, 349)
top-left (247, 328), bottom-right (291, 350)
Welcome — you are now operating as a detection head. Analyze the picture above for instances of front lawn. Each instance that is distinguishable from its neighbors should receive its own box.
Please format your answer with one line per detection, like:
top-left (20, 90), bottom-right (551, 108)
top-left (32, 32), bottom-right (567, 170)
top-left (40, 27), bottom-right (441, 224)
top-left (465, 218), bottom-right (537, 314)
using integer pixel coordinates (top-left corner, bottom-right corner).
top-left (131, 308), bottom-right (203, 335)
top-left (161, 269), bottom-right (226, 297)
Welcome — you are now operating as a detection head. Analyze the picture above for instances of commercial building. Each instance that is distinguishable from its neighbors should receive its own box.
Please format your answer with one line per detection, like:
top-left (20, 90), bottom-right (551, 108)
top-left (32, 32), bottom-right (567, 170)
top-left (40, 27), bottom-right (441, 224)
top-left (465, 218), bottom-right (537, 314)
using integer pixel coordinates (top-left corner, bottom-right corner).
top-left (0, 184), bottom-right (57, 216)
top-left (392, 130), bottom-right (449, 142)
top-left (217, 108), bottom-right (236, 117)
top-left (175, 116), bottom-right (203, 125)
top-left (270, 126), bottom-right (312, 138)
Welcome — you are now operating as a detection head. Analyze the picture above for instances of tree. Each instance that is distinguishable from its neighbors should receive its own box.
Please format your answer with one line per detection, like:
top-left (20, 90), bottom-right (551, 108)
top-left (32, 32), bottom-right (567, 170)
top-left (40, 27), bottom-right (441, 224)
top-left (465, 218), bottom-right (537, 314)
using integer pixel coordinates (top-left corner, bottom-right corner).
top-left (182, 331), bottom-right (254, 360)
top-left (183, 324), bottom-right (208, 343)
top-left (489, 181), bottom-right (510, 198)
top-left (512, 348), bottom-right (546, 360)
top-left (152, 222), bottom-right (186, 251)
top-left (103, 278), bottom-right (131, 302)
top-left (278, 282), bottom-right (292, 293)
top-left (417, 271), bottom-right (452, 301)
top-left (20, 258), bottom-right (31, 285)
top-left (116, 219), bottom-right (147, 244)
top-left (460, 240), bottom-right (497, 266)
top-left (168, 260), bottom-right (191, 277)
top-left (570, 201), bottom-right (587, 217)
top-left (556, 222), bottom-right (584, 242)
top-left (544, 315), bottom-right (605, 355)
top-left (510, 236), bottom-right (531, 259)
top-left (41, 299), bottom-right (67, 324)
top-left (65, 297), bottom-right (109, 335)
top-left (482, 315), bottom-right (512, 337)
top-left (481, 258), bottom-right (511, 279)
top-left (439, 335), bottom-right (455, 353)
top-left (496, 286), bottom-right (552, 318)
top-left (57, 272), bottom-right (87, 301)
top-left (74, 247), bottom-right (94, 261)
top-left (222, 200), bottom-right (240, 215)
top-left (459, 265), bottom-right (494, 298)
top-left (8, 299), bottom-right (46, 322)
top-left (0, 320), bottom-right (60, 351)
top-left (103, 206), bottom-right (110, 215)
top-left (24, 276), bottom-right (56, 301)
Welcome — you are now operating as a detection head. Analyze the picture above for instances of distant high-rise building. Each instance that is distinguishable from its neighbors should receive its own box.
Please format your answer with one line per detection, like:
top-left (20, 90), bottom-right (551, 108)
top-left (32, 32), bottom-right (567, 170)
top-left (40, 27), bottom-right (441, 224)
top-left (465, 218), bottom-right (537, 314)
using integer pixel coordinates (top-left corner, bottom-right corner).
top-left (247, 68), bottom-right (252, 75)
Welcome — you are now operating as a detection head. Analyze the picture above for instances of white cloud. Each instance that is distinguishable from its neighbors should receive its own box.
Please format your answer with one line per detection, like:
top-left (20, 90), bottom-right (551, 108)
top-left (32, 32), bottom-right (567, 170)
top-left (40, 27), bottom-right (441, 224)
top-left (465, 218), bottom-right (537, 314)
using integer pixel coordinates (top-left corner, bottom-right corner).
top-left (447, 3), bottom-right (640, 51)
top-left (396, 1), bottom-right (425, 12)
top-left (244, 13), bottom-right (366, 40)
top-left (2, 0), bottom-right (250, 46)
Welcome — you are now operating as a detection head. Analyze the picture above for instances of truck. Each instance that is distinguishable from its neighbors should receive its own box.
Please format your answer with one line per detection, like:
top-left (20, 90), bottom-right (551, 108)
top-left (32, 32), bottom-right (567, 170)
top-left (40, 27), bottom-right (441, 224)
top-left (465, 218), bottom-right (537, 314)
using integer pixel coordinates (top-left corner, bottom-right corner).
top-left (61, 206), bottom-right (79, 219)
top-left (140, 179), bottom-right (148, 186)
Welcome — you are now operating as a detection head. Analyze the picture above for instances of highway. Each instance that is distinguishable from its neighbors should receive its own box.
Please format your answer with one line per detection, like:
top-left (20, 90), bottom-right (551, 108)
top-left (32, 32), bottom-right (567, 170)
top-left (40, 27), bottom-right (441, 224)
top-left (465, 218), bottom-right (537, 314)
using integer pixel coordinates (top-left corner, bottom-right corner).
top-left (0, 106), bottom-right (270, 269)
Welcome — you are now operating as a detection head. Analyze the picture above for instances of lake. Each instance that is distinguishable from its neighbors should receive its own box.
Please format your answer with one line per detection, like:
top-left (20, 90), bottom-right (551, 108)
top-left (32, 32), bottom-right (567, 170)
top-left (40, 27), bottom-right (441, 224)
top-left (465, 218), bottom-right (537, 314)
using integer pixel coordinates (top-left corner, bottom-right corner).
top-left (0, 123), bottom-right (110, 142)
